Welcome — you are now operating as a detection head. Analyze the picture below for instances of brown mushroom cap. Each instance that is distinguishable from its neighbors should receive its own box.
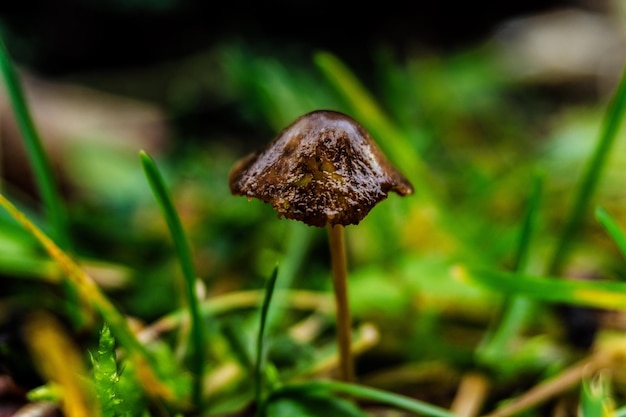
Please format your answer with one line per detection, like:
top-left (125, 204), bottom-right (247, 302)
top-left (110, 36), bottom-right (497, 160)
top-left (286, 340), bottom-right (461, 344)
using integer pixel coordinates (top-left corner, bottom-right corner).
top-left (229, 110), bottom-right (414, 227)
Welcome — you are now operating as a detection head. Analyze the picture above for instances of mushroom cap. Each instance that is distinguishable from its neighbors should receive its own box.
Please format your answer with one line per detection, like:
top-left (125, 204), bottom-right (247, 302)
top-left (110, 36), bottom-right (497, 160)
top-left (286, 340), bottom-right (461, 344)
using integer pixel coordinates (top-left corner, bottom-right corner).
top-left (229, 110), bottom-right (414, 227)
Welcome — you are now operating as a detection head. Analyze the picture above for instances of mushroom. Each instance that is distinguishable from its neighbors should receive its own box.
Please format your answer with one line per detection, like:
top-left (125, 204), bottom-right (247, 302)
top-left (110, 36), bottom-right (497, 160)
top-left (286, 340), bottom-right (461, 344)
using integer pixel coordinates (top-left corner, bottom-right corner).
top-left (229, 109), bottom-right (413, 382)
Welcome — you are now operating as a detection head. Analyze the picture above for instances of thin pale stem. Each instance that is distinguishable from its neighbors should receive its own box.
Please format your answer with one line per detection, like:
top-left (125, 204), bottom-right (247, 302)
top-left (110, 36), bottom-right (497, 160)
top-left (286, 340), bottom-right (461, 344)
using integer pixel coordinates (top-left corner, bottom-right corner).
top-left (327, 224), bottom-right (354, 382)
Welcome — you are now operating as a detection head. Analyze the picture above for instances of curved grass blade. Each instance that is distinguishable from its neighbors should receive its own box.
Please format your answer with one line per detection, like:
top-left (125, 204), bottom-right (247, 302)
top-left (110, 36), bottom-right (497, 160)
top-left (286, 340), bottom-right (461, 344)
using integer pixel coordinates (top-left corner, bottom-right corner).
top-left (255, 266), bottom-right (279, 415)
top-left (459, 267), bottom-right (626, 310)
top-left (0, 37), bottom-right (69, 249)
top-left (547, 65), bottom-right (626, 275)
top-left (266, 380), bottom-right (459, 417)
top-left (0, 192), bottom-right (176, 402)
top-left (139, 150), bottom-right (205, 407)
top-left (596, 207), bottom-right (626, 261)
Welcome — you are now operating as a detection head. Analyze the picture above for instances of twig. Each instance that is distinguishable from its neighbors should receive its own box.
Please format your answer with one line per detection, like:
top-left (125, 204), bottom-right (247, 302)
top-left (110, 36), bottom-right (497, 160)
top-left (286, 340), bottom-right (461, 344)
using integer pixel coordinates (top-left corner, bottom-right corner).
top-left (484, 352), bottom-right (612, 417)
top-left (450, 372), bottom-right (489, 417)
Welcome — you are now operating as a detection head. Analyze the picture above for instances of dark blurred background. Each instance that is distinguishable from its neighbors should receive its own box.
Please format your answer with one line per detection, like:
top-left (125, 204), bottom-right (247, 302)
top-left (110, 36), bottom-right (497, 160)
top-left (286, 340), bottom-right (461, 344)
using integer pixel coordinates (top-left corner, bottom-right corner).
top-left (0, 0), bottom-right (594, 75)
top-left (0, 0), bottom-right (614, 150)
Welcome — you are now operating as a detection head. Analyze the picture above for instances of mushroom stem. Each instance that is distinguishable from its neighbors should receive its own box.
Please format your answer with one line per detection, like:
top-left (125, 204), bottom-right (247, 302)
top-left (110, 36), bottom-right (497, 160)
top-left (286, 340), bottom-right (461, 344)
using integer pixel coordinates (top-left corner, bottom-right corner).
top-left (327, 224), bottom-right (355, 382)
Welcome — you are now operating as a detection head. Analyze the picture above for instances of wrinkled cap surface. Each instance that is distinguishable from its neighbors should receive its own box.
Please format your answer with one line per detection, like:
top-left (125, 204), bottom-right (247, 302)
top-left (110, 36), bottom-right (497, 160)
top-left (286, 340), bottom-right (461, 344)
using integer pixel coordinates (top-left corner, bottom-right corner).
top-left (229, 110), bottom-right (414, 227)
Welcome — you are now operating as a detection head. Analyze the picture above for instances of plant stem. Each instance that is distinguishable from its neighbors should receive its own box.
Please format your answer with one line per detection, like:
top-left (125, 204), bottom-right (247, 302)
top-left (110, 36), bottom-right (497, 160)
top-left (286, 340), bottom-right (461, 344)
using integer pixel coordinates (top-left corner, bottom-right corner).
top-left (327, 224), bottom-right (354, 382)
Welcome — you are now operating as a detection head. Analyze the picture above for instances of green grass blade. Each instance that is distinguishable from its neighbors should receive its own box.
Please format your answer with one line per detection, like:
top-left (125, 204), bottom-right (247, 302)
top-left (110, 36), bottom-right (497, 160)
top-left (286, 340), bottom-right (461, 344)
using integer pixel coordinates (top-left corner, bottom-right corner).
top-left (139, 150), bottom-right (205, 407)
top-left (0, 37), bottom-right (69, 249)
top-left (460, 267), bottom-right (626, 310)
top-left (580, 372), bottom-right (614, 417)
top-left (477, 173), bottom-right (542, 366)
top-left (510, 173), bottom-right (543, 272)
top-left (255, 266), bottom-right (279, 414)
top-left (269, 380), bottom-right (459, 417)
top-left (547, 65), bottom-right (626, 275)
top-left (596, 207), bottom-right (626, 261)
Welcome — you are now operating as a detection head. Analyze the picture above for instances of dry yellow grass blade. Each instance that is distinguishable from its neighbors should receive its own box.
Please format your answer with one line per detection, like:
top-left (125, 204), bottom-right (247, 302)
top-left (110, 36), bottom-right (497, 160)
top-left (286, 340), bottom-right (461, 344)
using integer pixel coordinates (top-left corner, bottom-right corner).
top-left (24, 311), bottom-right (99, 417)
top-left (0, 193), bottom-right (176, 402)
